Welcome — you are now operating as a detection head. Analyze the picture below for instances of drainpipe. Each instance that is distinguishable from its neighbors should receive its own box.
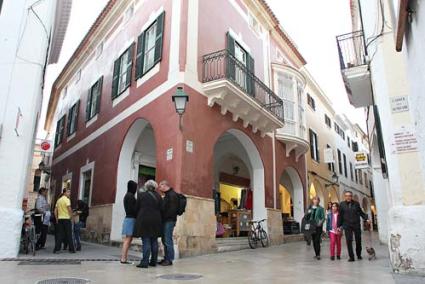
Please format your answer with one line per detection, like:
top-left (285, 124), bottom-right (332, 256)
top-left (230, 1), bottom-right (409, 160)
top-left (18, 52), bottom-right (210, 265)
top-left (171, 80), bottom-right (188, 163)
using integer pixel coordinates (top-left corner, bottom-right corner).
top-left (272, 130), bottom-right (277, 209)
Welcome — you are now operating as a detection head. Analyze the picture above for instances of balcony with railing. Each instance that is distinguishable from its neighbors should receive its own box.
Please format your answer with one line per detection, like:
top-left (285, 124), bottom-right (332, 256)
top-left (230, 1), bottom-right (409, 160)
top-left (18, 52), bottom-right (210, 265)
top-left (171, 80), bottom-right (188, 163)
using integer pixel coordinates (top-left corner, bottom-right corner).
top-left (202, 49), bottom-right (284, 136)
top-left (336, 30), bottom-right (373, 108)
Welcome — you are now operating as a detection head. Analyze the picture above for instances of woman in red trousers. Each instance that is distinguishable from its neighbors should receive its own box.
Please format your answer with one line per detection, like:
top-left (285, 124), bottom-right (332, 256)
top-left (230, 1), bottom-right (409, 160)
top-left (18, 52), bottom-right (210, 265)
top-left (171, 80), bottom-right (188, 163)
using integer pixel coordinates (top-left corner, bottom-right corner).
top-left (326, 202), bottom-right (342, 260)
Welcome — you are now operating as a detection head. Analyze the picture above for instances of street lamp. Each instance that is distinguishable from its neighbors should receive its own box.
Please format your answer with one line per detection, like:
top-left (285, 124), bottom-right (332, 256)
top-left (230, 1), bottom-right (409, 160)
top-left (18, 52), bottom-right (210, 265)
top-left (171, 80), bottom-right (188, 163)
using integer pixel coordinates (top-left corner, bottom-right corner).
top-left (325, 172), bottom-right (339, 187)
top-left (172, 86), bottom-right (189, 130)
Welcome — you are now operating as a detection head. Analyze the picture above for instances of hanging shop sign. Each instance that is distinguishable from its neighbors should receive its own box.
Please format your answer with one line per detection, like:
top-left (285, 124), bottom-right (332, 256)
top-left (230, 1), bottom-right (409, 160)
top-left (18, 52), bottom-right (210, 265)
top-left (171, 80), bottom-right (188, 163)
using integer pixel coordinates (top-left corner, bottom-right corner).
top-left (390, 96), bottom-right (409, 113)
top-left (391, 125), bottom-right (419, 154)
top-left (354, 151), bottom-right (369, 169)
top-left (40, 140), bottom-right (53, 153)
top-left (324, 148), bottom-right (334, 163)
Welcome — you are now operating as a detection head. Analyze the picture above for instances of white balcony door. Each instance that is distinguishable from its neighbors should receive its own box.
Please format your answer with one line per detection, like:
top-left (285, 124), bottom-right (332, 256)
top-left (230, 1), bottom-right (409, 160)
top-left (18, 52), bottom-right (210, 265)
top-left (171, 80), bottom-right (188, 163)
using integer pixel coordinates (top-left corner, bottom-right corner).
top-left (234, 42), bottom-right (247, 90)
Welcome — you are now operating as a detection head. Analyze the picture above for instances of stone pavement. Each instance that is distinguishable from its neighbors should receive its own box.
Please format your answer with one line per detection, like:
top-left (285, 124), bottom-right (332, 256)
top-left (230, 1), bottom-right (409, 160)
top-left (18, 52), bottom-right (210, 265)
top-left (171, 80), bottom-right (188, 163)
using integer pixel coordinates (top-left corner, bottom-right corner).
top-left (1, 233), bottom-right (424, 284)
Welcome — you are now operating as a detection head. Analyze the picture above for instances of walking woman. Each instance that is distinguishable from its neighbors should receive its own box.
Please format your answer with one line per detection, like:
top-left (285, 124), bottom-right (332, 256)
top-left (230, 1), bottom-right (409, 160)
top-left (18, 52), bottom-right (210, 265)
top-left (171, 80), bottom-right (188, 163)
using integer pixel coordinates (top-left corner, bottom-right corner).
top-left (326, 202), bottom-right (342, 260)
top-left (308, 196), bottom-right (325, 260)
top-left (134, 180), bottom-right (163, 268)
top-left (120, 180), bottom-right (137, 264)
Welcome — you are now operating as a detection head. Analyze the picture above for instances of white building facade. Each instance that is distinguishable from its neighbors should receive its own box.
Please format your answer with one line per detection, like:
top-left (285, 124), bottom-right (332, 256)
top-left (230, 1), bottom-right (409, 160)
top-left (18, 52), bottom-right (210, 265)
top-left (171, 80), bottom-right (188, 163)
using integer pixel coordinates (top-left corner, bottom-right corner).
top-left (0, 0), bottom-right (72, 257)
top-left (337, 0), bottom-right (425, 275)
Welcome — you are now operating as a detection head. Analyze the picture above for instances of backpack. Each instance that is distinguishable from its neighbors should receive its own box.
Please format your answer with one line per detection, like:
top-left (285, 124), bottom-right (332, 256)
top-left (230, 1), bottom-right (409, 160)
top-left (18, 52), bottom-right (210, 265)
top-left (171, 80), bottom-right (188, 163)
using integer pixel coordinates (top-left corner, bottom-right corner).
top-left (177, 193), bottom-right (187, 216)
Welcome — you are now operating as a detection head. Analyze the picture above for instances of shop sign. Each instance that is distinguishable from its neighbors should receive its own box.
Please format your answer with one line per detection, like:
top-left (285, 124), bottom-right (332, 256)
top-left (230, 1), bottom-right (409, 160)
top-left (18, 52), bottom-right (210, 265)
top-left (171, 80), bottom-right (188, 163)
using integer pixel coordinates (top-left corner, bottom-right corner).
top-left (390, 96), bottom-right (409, 113)
top-left (324, 148), bottom-right (334, 163)
top-left (40, 140), bottom-right (53, 152)
top-left (166, 148), bottom-right (173, 161)
top-left (391, 125), bottom-right (419, 154)
top-left (354, 151), bottom-right (369, 169)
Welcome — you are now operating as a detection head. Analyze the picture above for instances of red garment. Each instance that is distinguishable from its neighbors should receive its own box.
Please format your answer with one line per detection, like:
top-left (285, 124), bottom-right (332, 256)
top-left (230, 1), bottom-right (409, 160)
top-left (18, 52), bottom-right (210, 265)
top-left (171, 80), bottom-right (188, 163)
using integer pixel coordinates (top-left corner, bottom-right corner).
top-left (245, 190), bottom-right (253, 210)
top-left (329, 232), bottom-right (342, 257)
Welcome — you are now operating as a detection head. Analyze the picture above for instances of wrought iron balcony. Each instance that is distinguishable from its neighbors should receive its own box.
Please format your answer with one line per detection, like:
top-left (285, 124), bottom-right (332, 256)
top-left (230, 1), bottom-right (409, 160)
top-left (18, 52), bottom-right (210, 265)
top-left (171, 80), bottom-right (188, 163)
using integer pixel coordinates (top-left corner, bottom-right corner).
top-left (202, 49), bottom-right (284, 136)
top-left (336, 30), bottom-right (373, 108)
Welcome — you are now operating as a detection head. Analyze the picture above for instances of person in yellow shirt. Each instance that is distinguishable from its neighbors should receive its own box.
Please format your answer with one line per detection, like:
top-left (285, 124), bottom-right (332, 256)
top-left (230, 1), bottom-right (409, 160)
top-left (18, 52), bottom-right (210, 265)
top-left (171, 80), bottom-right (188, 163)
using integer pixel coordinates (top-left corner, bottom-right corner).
top-left (53, 189), bottom-right (75, 253)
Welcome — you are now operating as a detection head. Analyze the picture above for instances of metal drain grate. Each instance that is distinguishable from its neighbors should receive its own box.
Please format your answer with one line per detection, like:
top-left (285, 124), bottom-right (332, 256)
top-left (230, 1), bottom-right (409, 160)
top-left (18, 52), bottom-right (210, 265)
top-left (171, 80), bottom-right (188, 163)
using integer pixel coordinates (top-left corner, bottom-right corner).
top-left (158, 274), bottom-right (203, 281)
top-left (35, 278), bottom-right (90, 284)
top-left (18, 260), bottom-right (81, 265)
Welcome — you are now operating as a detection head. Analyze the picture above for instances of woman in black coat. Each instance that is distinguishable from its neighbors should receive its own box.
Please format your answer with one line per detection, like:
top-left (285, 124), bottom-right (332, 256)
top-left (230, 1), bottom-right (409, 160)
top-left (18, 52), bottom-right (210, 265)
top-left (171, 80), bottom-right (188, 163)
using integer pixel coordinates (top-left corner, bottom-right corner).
top-left (134, 180), bottom-right (163, 268)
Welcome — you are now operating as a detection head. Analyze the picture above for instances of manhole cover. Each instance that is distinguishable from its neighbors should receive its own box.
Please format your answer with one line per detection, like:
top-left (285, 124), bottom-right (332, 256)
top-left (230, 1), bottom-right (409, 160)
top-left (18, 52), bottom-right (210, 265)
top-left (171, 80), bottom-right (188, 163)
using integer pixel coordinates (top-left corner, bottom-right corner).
top-left (36, 278), bottom-right (90, 284)
top-left (158, 274), bottom-right (203, 281)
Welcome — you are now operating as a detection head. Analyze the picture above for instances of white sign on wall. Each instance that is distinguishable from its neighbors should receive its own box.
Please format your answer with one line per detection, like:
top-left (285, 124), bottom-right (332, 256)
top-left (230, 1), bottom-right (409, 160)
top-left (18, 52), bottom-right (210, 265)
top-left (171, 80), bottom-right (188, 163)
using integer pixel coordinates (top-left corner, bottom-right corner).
top-left (324, 148), bottom-right (334, 163)
top-left (166, 148), bottom-right (173, 161)
top-left (391, 125), bottom-right (419, 154)
top-left (390, 96), bottom-right (409, 113)
top-left (354, 151), bottom-right (369, 169)
top-left (186, 140), bottom-right (193, 153)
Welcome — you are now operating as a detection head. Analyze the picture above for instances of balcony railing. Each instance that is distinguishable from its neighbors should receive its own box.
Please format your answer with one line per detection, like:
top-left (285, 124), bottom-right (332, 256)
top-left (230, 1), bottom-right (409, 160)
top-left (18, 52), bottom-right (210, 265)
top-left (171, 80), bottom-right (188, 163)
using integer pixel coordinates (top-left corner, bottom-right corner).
top-left (202, 49), bottom-right (284, 121)
top-left (336, 30), bottom-right (367, 70)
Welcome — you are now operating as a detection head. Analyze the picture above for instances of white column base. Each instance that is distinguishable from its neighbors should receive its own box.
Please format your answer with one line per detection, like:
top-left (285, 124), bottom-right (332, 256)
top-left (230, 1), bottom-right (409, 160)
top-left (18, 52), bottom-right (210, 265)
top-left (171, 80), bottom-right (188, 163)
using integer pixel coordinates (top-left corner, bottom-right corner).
top-left (388, 205), bottom-right (425, 275)
top-left (0, 207), bottom-right (23, 258)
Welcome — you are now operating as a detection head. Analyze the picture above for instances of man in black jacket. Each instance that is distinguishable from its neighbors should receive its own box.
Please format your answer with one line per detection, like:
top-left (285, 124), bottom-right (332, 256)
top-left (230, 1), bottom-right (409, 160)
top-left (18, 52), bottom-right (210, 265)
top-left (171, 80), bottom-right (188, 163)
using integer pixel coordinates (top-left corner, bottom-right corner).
top-left (338, 191), bottom-right (370, 262)
top-left (158, 180), bottom-right (179, 266)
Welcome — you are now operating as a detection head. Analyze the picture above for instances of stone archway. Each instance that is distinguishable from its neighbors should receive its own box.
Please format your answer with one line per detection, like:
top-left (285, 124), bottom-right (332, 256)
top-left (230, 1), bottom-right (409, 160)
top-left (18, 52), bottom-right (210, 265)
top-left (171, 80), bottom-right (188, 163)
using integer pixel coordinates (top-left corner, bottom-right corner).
top-left (213, 129), bottom-right (266, 223)
top-left (279, 167), bottom-right (304, 223)
top-left (329, 186), bottom-right (339, 203)
top-left (309, 178), bottom-right (325, 207)
top-left (111, 119), bottom-right (156, 241)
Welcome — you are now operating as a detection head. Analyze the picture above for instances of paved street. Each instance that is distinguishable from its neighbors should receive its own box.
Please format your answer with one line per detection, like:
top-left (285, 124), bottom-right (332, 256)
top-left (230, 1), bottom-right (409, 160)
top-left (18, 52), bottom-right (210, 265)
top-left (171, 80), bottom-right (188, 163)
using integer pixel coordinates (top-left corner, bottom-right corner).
top-left (1, 233), bottom-right (424, 284)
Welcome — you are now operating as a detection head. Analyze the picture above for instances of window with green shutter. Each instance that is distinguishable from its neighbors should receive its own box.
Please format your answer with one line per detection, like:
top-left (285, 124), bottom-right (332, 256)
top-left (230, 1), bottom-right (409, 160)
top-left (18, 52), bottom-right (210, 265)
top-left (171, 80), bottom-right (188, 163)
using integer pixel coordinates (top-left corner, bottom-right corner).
top-left (86, 76), bottom-right (103, 121)
top-left (54, 115), bottom-right (66, 147)
top-left (67, 101), bottom-right (80, 136)
top-left (112, 44), bottom-right (134, 99)
top-left (135, 12), bottom-right (165, 79)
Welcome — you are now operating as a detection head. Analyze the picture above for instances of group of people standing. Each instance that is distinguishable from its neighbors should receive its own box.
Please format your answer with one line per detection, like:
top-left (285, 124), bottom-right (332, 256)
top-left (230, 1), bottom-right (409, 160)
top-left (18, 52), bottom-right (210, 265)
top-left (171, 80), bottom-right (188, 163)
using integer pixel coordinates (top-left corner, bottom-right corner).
top-left (304, 190), bottom-right (370, 262)
top-left (120, 180), bottom-right (180, 268)
top-left (33, 187), bottom-right (89, 253)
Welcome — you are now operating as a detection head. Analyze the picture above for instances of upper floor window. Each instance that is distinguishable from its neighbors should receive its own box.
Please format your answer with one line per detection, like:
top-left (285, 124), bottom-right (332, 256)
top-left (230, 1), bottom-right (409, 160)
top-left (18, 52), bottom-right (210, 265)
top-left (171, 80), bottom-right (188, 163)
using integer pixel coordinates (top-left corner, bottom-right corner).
top-left (136, 12), bottom-right (165, 79)
top-left (352, 141), bottom-right (359, 152)
top-left (54, 115), bottom-right (66, 147)
top-left (307, 93), bottom-right (316, 110)
top-left (337, 149), bottom-right (343, 175)
top-left (86, 77), bottom-right (103, 121)
top-left (350, 162), bottom-right (354, 181)
top-left (309, 129), bottom-right (319, 162)
top-left (334, 123), bottom-right (345, 140)
top-left (67, 101), bottom-right (80, 136)
top-left (347, 136), bottom-right (351, 148)
top-left (324, 114), bottom-right (331, 128)
top-left (112, 45), bottom-right (134, 99)
top-left (248, 12), bottom-right (261, 35)
top-left (358, 169), bottom-right (363, 185)
top-left (343, 153), bottom-right (348, 178)
top-left (277, 74), bottom-right (294, 101)
top-left (364, 173), bottom-right (368, 188)
top-left (327, 145), bottom-right (334, 172)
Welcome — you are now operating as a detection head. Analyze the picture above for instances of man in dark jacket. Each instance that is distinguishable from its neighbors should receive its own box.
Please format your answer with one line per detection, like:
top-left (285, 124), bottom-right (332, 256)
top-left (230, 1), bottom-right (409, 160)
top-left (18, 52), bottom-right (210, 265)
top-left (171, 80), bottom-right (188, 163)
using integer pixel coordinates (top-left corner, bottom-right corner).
top-left (338, 191), bottom-right (371, 262)
top-left (158, 180), bottom-right (179, 266)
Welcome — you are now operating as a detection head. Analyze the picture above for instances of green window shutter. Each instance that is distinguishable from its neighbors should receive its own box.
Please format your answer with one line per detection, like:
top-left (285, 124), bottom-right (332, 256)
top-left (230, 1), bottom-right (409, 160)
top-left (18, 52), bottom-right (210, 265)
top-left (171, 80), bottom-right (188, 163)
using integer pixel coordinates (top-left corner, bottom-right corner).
top-left (309, 129), bottom-right (314, 160)
top-left (135, 32), bottom-right (145, 79)
top-left (95, 76), bottom-right (103, 114)
top-left (154, 11), bottom-right (165, 65)
top-left (66, 109), bottom-right (72, 136)
top-left (111, 58), bottom-right (120, 99)
top-left (226, 32), bottom-right (236, 80)
top-left (86, 89), bottom-right (92, 122)
top-left (74, 100), bottom-right (80, 132)
top-left (54, 120), bottom-right (60, 146)
top-left (246, 53), bottom-right (255, 96)
top-left (125, 44), bottom-right (134, 88)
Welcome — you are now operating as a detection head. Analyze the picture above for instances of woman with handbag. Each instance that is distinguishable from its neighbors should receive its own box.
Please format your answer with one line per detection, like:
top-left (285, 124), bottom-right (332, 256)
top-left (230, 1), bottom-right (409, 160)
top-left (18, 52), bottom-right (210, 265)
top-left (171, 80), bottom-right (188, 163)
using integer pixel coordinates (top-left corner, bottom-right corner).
top-left (308, 196), bottom-right (325, 260)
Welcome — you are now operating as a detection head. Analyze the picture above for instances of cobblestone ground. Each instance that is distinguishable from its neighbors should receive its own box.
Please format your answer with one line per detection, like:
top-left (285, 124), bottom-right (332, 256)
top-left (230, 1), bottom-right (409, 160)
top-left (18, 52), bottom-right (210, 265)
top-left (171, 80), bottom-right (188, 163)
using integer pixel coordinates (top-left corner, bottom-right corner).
top-left (1, 233), bottom-right (424, 284)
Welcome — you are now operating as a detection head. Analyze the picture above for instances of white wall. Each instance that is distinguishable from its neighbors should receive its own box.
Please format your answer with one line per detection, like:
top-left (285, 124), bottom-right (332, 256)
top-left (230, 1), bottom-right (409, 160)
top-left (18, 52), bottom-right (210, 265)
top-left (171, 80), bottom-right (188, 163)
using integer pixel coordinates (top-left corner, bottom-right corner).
top-left (0, 0), bottom-right (58, 257)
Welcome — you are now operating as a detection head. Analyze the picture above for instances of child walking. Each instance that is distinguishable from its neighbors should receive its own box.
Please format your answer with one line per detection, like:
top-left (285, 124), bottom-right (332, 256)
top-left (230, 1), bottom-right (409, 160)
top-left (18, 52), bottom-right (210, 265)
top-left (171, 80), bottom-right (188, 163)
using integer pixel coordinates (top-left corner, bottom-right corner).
top-left (326, 202), bottom-right (342, 260)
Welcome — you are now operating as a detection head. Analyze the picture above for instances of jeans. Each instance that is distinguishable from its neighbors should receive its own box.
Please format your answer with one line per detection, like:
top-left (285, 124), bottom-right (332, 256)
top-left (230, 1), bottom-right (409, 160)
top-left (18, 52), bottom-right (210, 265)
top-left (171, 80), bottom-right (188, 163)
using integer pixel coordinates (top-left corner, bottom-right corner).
top-left (55, 219), bottom-right (75, 252)
top-left (141, 237), bottom-right (159, 266)
top-left (36, 224), bottom-right (48, 248)
top-left (344, 226), bottom-right (362, 259)
top-left (73, 221), bottom-right (85, 248)
top-left (311, 226), bottom-right (322, 257)
top-left (329, 232), bottom-right (342, 257)
top-left (162, 221), bottom-right (176, 262)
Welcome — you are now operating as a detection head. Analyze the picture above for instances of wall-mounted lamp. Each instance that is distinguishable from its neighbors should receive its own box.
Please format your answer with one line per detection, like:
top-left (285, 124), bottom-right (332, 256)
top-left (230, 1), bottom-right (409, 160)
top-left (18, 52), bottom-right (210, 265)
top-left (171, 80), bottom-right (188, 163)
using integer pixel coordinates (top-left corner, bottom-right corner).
top-left (172, 86), bottom-right (189, 130)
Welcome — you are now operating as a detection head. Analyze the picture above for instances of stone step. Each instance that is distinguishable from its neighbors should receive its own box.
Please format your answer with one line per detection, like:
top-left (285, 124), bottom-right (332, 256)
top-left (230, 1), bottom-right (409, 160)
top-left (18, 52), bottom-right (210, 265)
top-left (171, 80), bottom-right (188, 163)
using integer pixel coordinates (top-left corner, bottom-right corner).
top-left (283, 234), bottom-right (304, 243)
top-left (216, 243), bottom-right (251, 253)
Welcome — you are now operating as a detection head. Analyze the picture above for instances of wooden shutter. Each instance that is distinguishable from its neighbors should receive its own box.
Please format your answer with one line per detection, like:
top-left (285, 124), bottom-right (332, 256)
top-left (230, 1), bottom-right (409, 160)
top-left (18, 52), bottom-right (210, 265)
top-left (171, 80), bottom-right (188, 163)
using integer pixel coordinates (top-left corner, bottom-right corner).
top-left (135, 32), bottom-right (145, 79)
top-left (154, 11), bottom-right (165, 65)
top-left (95, 76), bottom-right (103, 115)
top-left (125, 44), bottom-right (134, 88)
top-left (54, 120), bottom-right (60, 146)
top-left (246, 53), bottom-right (255, 96)
top-left (309, 129), bottom-right (314, 159)
top-left (111, 58), bottom-right (120, 99)
top-left (86, 89), bottom-right (92, 122)
top-left (74, 100), bottom-right (80, 132)
top-left (67, 109), bottom-right (72, 136)
top-left (226, 32), bottom-right (236, 80)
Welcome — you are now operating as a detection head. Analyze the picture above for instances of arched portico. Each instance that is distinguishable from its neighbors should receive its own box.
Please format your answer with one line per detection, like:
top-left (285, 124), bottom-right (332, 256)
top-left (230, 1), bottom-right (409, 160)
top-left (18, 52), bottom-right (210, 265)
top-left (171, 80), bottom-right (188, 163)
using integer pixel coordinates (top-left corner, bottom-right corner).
top-left (279, 167), bottom-right (304, 223)
top-left (111, 119), bottom-right (156, 241)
